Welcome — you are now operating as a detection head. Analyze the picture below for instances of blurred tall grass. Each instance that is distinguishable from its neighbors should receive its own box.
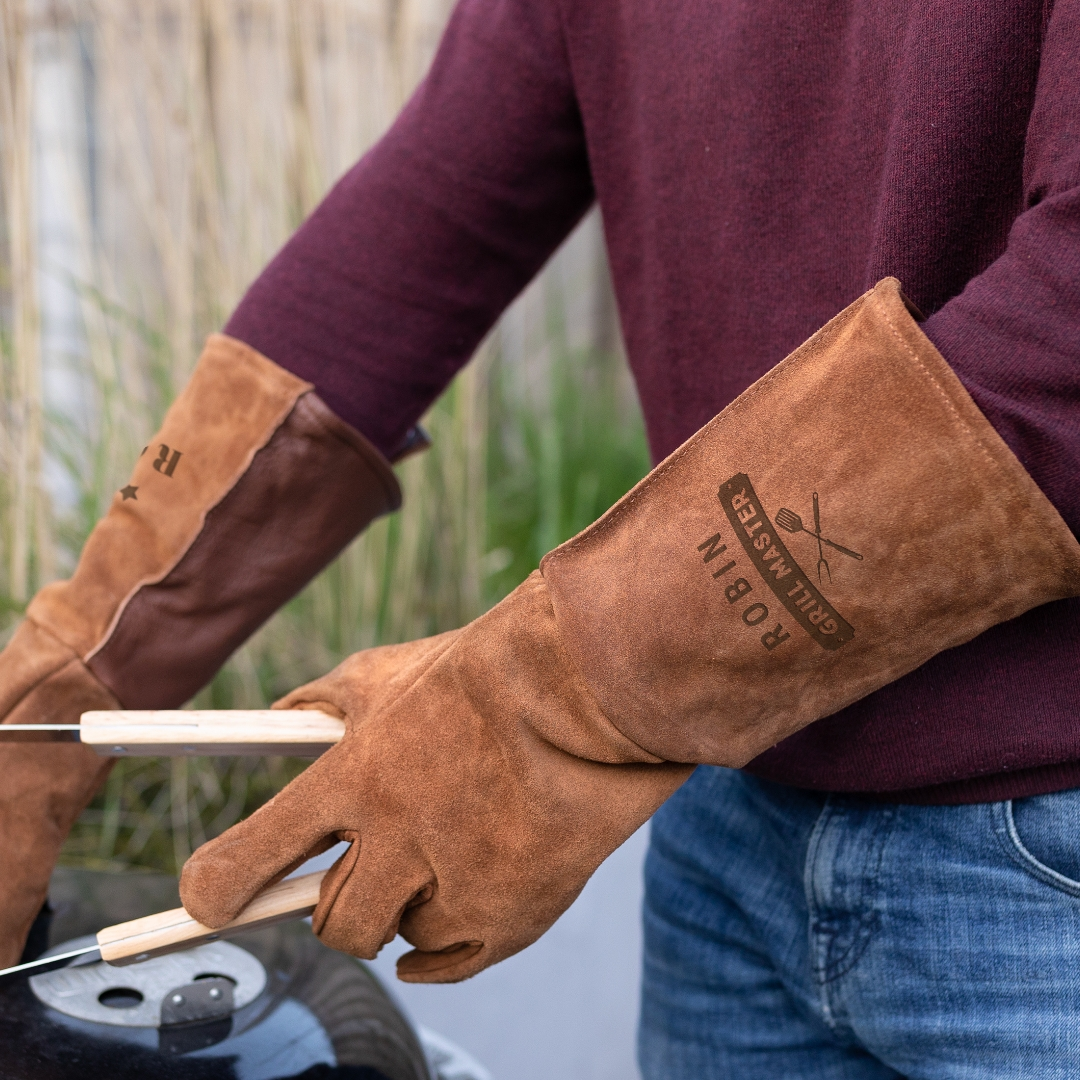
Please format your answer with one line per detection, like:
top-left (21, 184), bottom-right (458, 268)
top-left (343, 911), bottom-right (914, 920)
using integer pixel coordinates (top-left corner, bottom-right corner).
top-left (0, 0), bottom-right (650, 874)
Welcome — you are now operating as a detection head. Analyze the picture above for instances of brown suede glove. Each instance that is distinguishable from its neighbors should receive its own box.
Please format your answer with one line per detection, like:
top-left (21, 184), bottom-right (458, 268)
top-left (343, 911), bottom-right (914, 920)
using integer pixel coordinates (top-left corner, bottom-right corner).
top-left (181, 279), bottom-right (1080, 983)
top-left (181, 589), bottom-right (693, 982)
top-left (0, 335), bottom-right (401, 967)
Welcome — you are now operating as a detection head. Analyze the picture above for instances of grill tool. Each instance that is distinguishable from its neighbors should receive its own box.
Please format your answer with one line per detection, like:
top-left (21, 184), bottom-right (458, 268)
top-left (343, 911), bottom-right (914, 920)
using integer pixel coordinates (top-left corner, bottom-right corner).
top-left (774, 507), bottom-right (864, 562)
top-left (0, 709), bottom-right (344, 756)
top-left (0, 869), bottom-right (327, 983)
top-left (813, 492), bottom-right (830, 583)
top-left (0, 713), bottom-right (337, 983)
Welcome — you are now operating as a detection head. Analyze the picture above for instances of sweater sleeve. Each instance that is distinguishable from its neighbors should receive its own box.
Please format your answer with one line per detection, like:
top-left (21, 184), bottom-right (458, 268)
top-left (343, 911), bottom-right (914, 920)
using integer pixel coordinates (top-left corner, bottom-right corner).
top-left (225, 0), bottom-right (592, 459)
top-left (921, 0), bottom-right (1080, 537)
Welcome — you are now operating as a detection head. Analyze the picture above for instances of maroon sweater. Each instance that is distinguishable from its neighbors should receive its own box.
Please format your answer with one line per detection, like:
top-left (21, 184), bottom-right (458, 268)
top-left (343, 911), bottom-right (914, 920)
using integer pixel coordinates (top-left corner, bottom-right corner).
top-left (227, 0), bottom-right (1080, 803)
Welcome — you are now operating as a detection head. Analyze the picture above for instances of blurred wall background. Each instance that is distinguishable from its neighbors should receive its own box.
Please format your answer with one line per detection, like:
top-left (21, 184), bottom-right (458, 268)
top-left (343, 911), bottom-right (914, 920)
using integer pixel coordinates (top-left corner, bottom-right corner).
top-left (0, 3), bottom-right (653, 1077)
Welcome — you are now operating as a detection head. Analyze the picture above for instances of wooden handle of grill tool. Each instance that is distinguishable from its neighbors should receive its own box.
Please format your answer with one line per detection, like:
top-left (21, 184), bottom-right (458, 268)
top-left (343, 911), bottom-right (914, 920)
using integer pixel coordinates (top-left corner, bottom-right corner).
top-left (80, 709), bottom-right (346, 756)
top-left (96, 870), bottom-right (327, 966)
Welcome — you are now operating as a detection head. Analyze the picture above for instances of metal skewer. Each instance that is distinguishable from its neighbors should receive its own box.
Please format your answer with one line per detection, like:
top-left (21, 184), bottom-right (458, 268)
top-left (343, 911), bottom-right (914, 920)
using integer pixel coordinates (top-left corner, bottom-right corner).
top-left (0, 870), bottom-right (327, 983)
top-left (0, 709), bottom-right (345, 756)
top-left (0, 943), bottom-right (102, 980)
top-left (0, 724), bottom-right (81, 742)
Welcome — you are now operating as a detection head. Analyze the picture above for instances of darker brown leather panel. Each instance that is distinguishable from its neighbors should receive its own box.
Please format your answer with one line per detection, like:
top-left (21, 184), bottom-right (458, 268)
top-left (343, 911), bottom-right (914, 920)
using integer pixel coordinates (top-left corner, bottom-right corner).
top-left (88, 392), bottom-right (400, 709)
top-left (29, 334), bottom-right (315, 658)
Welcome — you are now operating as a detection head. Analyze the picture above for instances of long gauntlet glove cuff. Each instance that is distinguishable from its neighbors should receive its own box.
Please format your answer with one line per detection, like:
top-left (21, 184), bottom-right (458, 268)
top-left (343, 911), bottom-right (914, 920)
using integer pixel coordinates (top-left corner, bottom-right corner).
top-left (540, 277), bottom-right (1080, 764)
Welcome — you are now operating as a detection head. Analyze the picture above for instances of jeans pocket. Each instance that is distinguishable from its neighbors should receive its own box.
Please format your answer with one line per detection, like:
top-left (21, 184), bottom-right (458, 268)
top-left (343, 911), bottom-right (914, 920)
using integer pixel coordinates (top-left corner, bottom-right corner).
top-left (1000, 788), bottom-right (1080, 897)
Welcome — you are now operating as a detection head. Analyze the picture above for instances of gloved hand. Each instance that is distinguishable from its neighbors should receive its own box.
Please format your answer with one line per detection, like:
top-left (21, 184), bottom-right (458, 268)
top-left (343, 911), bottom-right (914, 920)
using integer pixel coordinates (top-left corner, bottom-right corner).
top-left (181, 279), bottom-right (1080, 982)
top-left (0, 335), bottom-right (402, 966)
top-left (180, 595), bottom-right (693, 982)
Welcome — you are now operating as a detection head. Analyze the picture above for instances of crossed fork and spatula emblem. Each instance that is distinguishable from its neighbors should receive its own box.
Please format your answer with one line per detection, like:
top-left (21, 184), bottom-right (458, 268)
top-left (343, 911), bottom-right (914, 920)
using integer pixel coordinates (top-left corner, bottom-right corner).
top-left (775, 493), bottom-right (863, 584)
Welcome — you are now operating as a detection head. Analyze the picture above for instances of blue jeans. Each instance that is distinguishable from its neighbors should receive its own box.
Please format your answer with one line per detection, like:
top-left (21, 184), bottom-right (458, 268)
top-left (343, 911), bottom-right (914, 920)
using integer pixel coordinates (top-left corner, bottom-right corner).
top-left (639, 766), bottom-right (1080, 1079)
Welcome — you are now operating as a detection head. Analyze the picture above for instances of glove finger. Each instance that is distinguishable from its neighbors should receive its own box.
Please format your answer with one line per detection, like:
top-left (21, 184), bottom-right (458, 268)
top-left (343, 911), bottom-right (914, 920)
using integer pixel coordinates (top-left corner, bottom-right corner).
top-left (180, 760), bottom-right (343, 928)
top-left (394, 889), bottom-right (490, 983)
top-left (314, 831), bottom-right (436, 961)
top-left (395, 940), bottom-right (486, 983)
top-left (275, 631), bottom-right (458, 723)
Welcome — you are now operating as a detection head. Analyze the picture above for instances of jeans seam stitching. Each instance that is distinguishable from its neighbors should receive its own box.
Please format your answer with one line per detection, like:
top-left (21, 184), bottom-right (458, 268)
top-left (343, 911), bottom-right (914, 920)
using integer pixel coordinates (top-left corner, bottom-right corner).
top-left (817, 808), bottom-right (892, 985)
top-left (805, 795), bottom-right (845, 1034)
top-left (995, 798), bottom-right (1080, 898)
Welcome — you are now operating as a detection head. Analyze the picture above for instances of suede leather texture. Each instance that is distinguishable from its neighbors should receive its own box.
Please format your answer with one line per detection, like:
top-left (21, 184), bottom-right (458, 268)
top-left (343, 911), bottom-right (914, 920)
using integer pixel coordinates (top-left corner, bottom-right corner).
top-left (541, 279), bottom-right (1080, 765)
top-left (29, 335), bottom-right (316, 658)
top-left (0, 335), bottom-right (401, 966)
top-left (0, 621), bottom-right (117, 967)
top-left (88, 389), bottom-right (401, 708)
top-left (183, 280), bottom-right (1080, 985)
top-left (179, 577), bottom-right (693, 983)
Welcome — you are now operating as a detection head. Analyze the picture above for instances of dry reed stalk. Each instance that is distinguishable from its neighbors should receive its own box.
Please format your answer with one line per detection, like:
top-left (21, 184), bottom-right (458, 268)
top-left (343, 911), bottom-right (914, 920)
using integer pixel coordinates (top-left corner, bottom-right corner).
top-left (0, 0), bottom-right (45, 604)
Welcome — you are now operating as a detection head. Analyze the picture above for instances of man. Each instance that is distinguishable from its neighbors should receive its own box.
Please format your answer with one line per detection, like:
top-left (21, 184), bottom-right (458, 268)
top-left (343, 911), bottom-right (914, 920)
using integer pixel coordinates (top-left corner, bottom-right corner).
top-left (3, 0), bottom-right (1080, 1074)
